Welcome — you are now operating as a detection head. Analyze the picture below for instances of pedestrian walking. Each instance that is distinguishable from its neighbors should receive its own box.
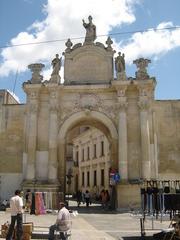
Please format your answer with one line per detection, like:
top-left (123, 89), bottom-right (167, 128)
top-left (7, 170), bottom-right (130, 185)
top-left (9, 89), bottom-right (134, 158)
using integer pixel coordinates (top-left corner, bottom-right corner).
top-left (84, 190), bottom-right (91, 207)
top-left (76, 190), bottom-right (82, 207)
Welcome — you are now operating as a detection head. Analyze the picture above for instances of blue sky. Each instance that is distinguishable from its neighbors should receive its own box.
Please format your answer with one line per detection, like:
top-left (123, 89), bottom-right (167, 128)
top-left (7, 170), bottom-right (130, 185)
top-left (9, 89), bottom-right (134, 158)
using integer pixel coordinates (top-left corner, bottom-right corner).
top-left (0, 0), bottom-right (180, 103)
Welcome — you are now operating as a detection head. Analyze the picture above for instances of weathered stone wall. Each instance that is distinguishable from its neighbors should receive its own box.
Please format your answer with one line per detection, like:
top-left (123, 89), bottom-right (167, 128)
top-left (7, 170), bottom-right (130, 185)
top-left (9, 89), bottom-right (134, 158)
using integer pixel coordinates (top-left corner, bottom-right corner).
top-left (0, 104), bottom-right (24, 200)
top-left (154, 100), bottom-right (180, 179)
top-left (0, 104), bottom-right (24, 173)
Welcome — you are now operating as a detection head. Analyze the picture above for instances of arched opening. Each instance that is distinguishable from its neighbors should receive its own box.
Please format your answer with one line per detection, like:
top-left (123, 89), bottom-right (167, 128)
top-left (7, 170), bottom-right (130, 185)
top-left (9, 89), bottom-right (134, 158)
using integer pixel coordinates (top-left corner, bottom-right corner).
top-left (57, 110), bottom-right (118, 200)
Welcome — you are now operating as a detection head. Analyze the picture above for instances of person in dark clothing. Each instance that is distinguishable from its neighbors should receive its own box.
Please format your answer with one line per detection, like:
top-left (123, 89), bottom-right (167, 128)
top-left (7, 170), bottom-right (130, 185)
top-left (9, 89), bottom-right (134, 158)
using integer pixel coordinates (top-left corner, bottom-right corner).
top-left (76, 190), bottom-right (82, 207)
top-left (84, 190), bottom-right (91, 207)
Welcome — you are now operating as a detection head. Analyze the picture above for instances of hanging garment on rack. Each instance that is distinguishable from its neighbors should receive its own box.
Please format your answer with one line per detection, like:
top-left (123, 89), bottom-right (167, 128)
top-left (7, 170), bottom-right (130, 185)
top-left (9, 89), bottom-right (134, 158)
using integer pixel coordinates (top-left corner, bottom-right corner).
top-left (140, 188), bottom-right (147, 212)
top-left (163, 181), bottom-right (170, 193)
top-left (30, 192), bottom-right (35, 215)
top-left (35, 192), bottom-right (41, 215)
top-left (175, 181), bottom-right (180, 194)
top-left (39, 192), bottom-right (46, 214)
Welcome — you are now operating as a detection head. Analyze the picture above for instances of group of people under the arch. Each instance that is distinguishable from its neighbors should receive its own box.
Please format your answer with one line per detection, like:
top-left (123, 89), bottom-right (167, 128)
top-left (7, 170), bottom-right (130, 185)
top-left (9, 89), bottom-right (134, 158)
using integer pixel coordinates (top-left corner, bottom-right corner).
top-left (75, 189), bottom-right (110, 210)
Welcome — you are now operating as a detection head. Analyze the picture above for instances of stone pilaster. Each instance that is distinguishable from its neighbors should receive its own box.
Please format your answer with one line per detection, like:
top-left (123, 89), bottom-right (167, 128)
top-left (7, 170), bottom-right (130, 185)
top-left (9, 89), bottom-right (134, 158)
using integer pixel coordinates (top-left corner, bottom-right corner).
top-left (26, 93), bottom-right (39, 181)
top-left (117, 99), bottom-right (128, 181)
top-left (138, 99), bottom-right (151, 179)
top-left (104, 159), bottom-right (109, 188)
top-left (48, 90), bottom-right (58, 183)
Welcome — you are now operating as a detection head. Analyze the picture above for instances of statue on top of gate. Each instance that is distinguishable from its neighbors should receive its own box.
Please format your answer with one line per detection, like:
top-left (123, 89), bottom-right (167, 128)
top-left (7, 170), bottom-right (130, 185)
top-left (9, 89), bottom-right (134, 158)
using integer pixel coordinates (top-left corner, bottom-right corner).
top-left (115, 52), bottom-right (126, 81)
top-left (82, 15), bottom-right (96, 44)
top-left (50, 54), bottom-right (62, 84)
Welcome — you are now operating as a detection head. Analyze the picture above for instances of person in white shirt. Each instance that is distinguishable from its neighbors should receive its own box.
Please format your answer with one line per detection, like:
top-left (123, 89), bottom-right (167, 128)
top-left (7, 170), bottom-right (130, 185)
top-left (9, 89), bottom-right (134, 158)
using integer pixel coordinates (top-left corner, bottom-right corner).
top-left (48, 202), bottom-right (70, 240)
top-left (6, 189), bottom-right (23, 240)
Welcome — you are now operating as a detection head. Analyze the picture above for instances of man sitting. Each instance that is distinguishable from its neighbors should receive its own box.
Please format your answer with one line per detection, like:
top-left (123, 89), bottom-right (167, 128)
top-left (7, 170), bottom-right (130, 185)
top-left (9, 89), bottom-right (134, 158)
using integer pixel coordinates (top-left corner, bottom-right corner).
top-left (48, 202), bottom-right (70, 240)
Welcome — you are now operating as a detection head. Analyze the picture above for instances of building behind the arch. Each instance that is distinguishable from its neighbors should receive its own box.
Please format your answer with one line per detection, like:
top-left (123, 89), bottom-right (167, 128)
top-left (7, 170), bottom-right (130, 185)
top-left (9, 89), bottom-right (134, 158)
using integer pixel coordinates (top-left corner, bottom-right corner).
top-left (0, 18), bottom-right (180, 209)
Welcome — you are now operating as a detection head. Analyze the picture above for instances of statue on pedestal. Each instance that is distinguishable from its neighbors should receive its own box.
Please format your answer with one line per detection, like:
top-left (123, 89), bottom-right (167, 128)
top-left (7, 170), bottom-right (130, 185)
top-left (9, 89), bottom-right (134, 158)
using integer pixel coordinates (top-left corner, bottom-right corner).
top-left (115, 52), bottom-right (126, 80)
top-left (51, 54), bottom-right (62, 76)
top-left (82, 16), bottom-right (96, 44)
top-left (50, 54), bottom-right (61, 83)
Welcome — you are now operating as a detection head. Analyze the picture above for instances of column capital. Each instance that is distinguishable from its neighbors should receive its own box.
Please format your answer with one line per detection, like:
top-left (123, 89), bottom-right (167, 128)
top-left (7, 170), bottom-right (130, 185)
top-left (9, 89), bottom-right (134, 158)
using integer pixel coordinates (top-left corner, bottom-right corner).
top-left (112, 80), bottom-right (129, 96)
top-left (116, 100), bottom-right (128, 112)
top-left (49, 104), bottom-right (58, 113)
top-left (49, 90), bottom-right (58, 99)
top-left (29, 103), bottom-right (39, 114)
top-left (138, 99), bottom-right (150, 111)
top-left (117, 85), bottom-right (128, 97)
top-left (29, 91), bottom-right (39, 99)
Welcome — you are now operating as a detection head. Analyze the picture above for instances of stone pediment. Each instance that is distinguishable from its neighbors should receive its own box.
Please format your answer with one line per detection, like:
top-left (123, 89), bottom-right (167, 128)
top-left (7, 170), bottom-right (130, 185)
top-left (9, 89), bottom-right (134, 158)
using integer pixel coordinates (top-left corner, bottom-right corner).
top-left (64, 43), bottom-right (114, 85)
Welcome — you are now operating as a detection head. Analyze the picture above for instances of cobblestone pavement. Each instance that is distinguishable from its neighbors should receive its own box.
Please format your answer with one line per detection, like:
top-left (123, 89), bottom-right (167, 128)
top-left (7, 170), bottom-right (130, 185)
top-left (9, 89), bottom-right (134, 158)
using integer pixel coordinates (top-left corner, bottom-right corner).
top-left (0, 201), bottom-right (171, 240)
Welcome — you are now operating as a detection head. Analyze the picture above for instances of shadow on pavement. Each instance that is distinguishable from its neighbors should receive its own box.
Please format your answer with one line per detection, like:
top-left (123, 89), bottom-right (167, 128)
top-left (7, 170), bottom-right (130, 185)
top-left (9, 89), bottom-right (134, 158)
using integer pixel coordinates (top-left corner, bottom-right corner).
top-left (69, 205), bottom-right (118, 214)
top-left (121, 237), bottom-right (153, 240)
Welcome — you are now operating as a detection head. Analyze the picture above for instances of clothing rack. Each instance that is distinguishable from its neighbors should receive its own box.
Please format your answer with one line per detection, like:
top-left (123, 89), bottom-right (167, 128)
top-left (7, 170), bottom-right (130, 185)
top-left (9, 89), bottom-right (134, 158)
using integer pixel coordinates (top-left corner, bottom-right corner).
top-left (25, 191), bottom-right (62, 215)
top-left (139, 180), bottom-right (180, 237)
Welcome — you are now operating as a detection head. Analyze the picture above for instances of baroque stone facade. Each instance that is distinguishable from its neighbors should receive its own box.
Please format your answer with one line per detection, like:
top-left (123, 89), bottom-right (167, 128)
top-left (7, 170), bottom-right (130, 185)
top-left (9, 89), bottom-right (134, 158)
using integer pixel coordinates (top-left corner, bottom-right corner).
top-left (72, 127), bottom-right (110, 195)
top-left (0, 19), bottom-right (180, 208)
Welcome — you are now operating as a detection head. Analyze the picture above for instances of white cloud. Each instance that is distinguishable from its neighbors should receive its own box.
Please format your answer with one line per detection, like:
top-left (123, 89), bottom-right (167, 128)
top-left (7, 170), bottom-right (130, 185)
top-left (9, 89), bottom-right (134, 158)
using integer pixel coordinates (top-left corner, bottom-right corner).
top-left (1, 0), bottom-right (180, 80)
top-left (0, 0), bottom-right (138, 78)
top-left (115, 22), bottom-right (180, 64)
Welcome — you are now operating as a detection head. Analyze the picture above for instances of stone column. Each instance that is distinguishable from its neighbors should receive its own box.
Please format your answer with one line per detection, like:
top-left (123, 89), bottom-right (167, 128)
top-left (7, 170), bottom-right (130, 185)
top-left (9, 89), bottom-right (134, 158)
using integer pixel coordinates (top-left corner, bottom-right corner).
top-left (104, 160), bottom-right (109, 189)
top-left (48, 89), bottom-right (59, 183)
top-left (48, 104), bottom-right (58, 182)
top-left (138, 100), bottom-right (151, 179)
top-left (90, 164), bottom-right (93, 189)
top-left (22, 107), bottom-right (28, 179)
top-left (97, 164), bottom-right (100, 188)
top-left (79, 168), bottom-right (82, 188)
top-left (84, 169), bottom-right (87, 188)
top-left (117, 88), bottom-right (128, 181)
top-left (59, 139), bottom-right (66, 192)
top-left (26, 100), bottom-right (38, 181)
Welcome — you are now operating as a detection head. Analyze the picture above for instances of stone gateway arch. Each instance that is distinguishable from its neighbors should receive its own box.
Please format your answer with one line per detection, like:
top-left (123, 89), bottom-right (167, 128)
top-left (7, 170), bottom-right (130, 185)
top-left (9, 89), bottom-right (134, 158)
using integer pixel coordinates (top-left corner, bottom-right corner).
top-left (58, 111), bottom-right (119, 192)
top-left (22, 18), bottom-right (158, 208)
top-left (1, 17), bottom-right (179, 209)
